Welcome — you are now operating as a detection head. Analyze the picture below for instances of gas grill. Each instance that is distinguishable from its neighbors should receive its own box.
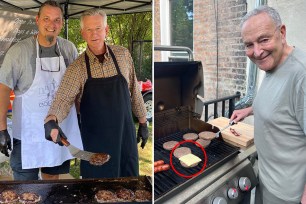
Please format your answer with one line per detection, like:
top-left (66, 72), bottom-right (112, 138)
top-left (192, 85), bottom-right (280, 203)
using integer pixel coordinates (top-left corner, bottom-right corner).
top-left (154, 59), bottom-right (258, 204)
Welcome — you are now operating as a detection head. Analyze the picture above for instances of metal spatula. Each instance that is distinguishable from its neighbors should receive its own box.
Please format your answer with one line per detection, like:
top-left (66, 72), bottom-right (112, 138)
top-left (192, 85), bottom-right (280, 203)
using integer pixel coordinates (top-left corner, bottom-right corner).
top-left (60, 137), bottom-right (110, 162)
top-left (215, 120), bottom-right (236, 138)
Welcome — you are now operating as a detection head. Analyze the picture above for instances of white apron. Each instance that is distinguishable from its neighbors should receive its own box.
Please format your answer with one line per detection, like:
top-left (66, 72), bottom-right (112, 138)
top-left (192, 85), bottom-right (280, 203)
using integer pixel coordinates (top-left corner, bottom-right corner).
top-left (13, 39), bottom-right (83, 169)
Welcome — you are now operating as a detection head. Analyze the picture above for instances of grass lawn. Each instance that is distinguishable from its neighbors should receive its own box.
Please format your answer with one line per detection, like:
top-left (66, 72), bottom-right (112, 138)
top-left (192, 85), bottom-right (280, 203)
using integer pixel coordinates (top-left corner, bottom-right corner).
top-left (70, 122), bottom-right (153, 178)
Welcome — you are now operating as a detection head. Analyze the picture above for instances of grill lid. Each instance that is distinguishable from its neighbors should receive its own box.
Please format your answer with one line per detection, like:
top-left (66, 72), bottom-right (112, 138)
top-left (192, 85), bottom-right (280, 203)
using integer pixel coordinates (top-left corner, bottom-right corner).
top-left (154, 61), bottom-right (204, 114)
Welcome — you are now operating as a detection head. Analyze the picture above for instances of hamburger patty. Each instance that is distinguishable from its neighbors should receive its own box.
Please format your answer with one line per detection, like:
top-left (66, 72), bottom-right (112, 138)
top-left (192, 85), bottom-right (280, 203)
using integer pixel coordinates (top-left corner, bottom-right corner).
top-left (95, 190), bottom-right (117, 203)
top-left (19, 192), bottom-right (41, 204)
top-left (0, 190), bottom-right (19, 204)
top-left (89, 153), bottom-right (110, 166)
top-left (199, 131), bottom-right (216, 140)
top-left (135, 190), bottom-right (152, 202)
top-left (183, 133), bottom-right (198, 141)
top-left (173, 147), bottom-right (191, 159)
top-left (163, 141), bottom-right (179, 151)
top-left (115, 188), bottom-right (135, 202)
top-left (195, 138), bottom-right (211, 148)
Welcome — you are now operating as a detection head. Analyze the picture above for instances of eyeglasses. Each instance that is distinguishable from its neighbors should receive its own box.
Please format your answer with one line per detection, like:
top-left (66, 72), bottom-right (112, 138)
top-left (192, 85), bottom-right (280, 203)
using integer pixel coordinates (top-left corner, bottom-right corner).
top-left (230, 128), bottom-right (241, 137)
top-left (40, 48), bottom-right (61, 72)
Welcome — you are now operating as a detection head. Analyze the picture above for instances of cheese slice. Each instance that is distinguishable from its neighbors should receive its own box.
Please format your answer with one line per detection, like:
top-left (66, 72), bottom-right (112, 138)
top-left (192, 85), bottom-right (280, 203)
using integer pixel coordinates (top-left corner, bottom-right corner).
top-left (179, 153), bottom-right (202, 167)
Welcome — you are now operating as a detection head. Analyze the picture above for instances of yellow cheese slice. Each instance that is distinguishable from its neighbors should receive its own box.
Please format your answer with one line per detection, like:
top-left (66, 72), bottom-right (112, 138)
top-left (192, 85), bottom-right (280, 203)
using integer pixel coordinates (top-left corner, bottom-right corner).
top-left (179, 153), bottom-right (202, 167)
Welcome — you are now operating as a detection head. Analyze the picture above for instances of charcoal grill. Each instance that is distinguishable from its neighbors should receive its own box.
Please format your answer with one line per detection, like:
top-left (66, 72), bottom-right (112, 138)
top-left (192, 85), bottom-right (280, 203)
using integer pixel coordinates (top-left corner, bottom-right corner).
top-left (0, 176), bottom-right (152, 204)
top-left (154, 58), bottom-right (258, 204)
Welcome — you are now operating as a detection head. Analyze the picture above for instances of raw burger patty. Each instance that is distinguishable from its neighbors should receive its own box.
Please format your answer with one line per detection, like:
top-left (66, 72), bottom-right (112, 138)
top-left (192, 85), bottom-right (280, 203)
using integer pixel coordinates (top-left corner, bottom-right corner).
top-left (95, 190), bottom-right (117, 203)
top-left (135, 190), bottom-right (152, 202)
top-left (19, 192), bottom-right (41, 204)
top-left (163, 141), bottom-right (179, 151)
top-left (195, 138), bottom-right (211, 148)
top-left (115, 188), bottom-right (135, 202)
top-left (199, 131), bottom-right (215, 140)
top-left (173, 147), bottom-right (191, 159)
top-left (0, 190), bottom-right (19, 204)
top-left (183, 133), bottom-right (198, 141)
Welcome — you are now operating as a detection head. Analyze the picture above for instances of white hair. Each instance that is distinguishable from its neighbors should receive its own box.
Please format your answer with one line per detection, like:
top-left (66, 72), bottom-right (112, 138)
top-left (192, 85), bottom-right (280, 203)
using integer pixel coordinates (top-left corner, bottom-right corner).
top-left (80, 8), bottom-right (107, 29)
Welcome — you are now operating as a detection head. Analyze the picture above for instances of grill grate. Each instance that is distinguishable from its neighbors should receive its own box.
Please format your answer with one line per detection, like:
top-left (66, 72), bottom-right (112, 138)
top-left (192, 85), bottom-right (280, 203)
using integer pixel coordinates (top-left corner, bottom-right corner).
top-left (154, 129), bottom-right (239, 199)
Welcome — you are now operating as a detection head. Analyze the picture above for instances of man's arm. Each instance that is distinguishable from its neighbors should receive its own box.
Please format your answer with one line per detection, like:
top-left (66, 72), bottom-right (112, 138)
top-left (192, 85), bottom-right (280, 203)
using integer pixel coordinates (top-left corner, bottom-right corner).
top-left (0, 83), bottom-right (12, 156)
top-left (0, 84), bottom-right (11, 130)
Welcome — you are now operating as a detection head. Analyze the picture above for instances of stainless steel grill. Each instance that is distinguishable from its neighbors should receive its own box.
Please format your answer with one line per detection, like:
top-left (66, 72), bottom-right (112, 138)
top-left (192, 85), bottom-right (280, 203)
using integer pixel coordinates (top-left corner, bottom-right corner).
top-left (154, 106), bottom-right (239, 200)
top-left (154, 57), bottom-right (258, 204)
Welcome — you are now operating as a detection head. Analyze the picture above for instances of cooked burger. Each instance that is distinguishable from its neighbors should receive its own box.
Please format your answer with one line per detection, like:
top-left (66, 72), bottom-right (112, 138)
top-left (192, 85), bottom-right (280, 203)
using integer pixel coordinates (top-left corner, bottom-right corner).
top-left (135, 190), bottom-right (152, 202)
top-left (0, 190), bottom-right (19, 204)
top-left (173, 147), bottom-right (191, 159)
top-left (163, 141), bottom-right (179, 151)
top-left (115, 188), bottom-right (135, 202)
top-left (89, 153), bottom-right (110, 166)
top-left (183, 133), bottom-right (198, 141)
top-left (199, 131), bottom-right (216, 140)
top-left (19, 192), bottom-right (41, 204)
top-left (95, 190), bottom-right (117, 203)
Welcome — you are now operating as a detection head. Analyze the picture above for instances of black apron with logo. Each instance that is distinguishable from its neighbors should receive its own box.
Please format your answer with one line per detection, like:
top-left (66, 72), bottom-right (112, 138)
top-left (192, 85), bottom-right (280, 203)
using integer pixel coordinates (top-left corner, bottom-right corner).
top-left (79, 47), bottom-right (139, 178)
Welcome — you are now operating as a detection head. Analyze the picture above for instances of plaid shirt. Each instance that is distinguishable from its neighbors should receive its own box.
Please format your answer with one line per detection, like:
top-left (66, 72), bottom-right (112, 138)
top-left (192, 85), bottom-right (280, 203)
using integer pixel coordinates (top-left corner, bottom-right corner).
top-left (48, 44), bottom-right (146, 123)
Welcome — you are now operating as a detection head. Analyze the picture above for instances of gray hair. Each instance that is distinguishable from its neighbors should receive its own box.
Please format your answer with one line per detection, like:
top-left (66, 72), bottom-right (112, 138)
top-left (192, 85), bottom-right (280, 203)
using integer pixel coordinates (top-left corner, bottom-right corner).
top-left (241, 5), bottom-right (282, 28)
top-left (80, 8), bottom-right (107, 29)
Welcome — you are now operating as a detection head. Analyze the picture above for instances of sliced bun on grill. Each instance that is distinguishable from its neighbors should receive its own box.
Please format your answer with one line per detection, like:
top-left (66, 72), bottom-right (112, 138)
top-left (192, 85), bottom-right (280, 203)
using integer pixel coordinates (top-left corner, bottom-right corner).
top-left (95, 190), bottom-right (117, 203)
top-left (183, 133), bottom-right (198, 141)
top-left (19, 192), bottom-right (41, 204)
top-left (115, 188), bottom-right (135, 202)
top-left (163, 141), bottom-right (179, 151)
top-left (0, 190), bottom-right (19, 204)
top-left (195, 138), bottom-right (211, 148)
top-left (199, 131), bottom-right (216, 140)
top-left (135, 190), bottom-right (152, 202)
top-left (173, 147), bottom-right (191, 159)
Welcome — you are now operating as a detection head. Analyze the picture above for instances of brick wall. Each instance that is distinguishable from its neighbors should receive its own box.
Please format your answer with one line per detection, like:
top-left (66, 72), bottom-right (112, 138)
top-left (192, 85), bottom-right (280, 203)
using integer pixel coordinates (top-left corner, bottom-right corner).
top-left (194, 0), bottom-right (247, 102)
top-left (154, 0), bottom-right (161, 61)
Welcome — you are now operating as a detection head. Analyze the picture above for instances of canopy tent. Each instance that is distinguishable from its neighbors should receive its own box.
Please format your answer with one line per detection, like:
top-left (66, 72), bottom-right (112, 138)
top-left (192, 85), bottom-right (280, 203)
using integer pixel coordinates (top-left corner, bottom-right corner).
top-left (0, 0), bottom-right (152, 38)
top-left (0, 0), bottom-right (152, 16)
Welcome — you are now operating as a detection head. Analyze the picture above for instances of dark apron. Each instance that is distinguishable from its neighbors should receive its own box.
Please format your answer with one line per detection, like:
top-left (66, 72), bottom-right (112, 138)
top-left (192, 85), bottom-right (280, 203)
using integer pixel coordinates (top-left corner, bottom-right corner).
top-left (79, 47), bottom-right (139, 178)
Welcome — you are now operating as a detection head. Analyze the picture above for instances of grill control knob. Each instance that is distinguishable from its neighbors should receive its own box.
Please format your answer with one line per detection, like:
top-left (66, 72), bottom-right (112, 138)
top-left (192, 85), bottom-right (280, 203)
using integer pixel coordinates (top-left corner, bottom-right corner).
top-left (212, 197), bottom-right (227, 204)
top-left (239, 177), bottom-right (251, 191)
top-left (227, 188), bottom-right (239, 199)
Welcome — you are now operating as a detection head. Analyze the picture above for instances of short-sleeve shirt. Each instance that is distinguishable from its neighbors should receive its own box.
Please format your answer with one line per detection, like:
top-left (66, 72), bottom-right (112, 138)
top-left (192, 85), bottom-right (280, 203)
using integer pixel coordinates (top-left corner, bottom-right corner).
top-left (0, 36), bottom-right (78, 95)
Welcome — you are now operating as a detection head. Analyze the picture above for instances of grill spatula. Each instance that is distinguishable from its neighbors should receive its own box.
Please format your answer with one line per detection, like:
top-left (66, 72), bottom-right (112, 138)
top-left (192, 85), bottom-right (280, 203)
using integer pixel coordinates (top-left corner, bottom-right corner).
top-left (60, 137), bottom-right (110, 163)
top-left (215, 120), bottom-right (236, 138)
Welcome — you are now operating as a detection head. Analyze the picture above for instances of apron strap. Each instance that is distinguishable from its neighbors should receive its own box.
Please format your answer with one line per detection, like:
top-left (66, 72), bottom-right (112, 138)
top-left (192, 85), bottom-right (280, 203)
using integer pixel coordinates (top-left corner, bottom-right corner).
top-left (84, 46), bottom-right (122, 79)
top-left (84, 53), bottom-right (92, 79)
top-left (108, 46), bottom-right (122, 76)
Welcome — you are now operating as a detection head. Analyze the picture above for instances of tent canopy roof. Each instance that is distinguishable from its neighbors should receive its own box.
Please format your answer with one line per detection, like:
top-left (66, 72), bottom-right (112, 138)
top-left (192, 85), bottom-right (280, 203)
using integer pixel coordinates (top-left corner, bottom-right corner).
top-left (0, 0), bottom-right (152, 17)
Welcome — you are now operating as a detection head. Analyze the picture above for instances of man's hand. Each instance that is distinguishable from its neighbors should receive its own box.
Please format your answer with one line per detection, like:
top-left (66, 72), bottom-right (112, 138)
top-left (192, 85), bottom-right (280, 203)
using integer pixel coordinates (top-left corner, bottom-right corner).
top-left (230, 107), bottom-right (253, 123)
top-left (44, 120), bottom-right (67, 146)
top-left (0, 129), bottom-right (11, 157)
top-left (137, 122), bottom-right (149, 149)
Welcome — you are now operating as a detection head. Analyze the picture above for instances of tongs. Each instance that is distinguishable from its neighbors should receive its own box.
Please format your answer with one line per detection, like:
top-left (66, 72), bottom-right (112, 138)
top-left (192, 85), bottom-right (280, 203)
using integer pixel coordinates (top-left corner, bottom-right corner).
top-left (215, 120), bottom-right (236, 138)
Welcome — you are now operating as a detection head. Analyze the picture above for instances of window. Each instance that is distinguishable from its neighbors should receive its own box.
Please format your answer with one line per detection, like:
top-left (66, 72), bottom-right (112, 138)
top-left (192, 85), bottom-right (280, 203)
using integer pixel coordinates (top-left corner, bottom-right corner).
top-left (170, 0), bottom-right (193, 50)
